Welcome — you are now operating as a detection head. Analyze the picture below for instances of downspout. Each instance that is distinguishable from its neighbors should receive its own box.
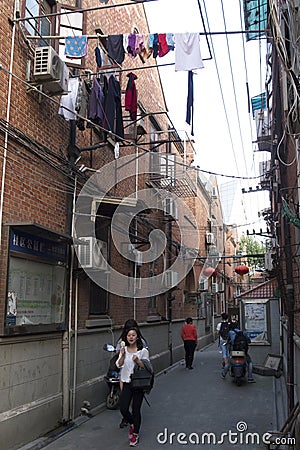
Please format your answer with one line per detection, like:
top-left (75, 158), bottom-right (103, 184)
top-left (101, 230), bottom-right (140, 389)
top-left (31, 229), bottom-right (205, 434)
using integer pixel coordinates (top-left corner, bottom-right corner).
top-left (0, 1), bottom-right (17, 248)
top-left (63, 114), bottom-right (79, 422)
top-left (133, 144), bottom-right (139, 320)
top-left (72, 275), bottom-right (79, 419)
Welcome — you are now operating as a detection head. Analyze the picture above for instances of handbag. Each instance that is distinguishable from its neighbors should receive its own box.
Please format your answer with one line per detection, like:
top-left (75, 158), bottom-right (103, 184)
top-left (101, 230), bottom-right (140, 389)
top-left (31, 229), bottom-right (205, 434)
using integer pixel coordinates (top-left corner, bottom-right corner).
top-left (130, 363), bottom-right (154, 393)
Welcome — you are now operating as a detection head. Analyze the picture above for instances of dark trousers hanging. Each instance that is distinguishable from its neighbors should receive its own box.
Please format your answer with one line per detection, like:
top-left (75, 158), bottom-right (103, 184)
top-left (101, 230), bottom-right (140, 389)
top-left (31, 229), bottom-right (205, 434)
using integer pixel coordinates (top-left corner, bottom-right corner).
top-left (186, 70), bottom-right (194, 136)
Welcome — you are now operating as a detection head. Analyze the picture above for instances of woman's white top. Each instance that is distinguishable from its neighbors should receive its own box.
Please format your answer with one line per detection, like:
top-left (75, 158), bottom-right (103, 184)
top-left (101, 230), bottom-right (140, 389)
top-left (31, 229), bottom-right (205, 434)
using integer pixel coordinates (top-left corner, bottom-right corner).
top-left (116, 347), bottom-right (149, 383)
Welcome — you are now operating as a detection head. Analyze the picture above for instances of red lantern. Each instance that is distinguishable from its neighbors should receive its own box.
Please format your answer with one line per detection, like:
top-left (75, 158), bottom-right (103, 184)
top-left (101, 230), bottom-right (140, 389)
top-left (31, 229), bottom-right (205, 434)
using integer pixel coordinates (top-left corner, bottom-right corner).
top-left (235, 265), bottom-right (249, 279)
top-left (203, 267), bottom-right (216, 278)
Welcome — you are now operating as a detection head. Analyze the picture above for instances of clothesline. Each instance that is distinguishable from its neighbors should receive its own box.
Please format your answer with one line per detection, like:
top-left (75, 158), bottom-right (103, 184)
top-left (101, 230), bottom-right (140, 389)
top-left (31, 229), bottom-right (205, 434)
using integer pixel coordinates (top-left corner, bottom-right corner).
top-left (26, 29), bottom-right (267, 40)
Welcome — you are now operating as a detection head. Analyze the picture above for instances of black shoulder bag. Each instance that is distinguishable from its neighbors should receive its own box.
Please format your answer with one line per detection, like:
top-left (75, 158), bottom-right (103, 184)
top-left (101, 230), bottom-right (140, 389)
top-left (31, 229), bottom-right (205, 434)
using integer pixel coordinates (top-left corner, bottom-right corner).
top-left (130, 362), bottom-right (154, 394)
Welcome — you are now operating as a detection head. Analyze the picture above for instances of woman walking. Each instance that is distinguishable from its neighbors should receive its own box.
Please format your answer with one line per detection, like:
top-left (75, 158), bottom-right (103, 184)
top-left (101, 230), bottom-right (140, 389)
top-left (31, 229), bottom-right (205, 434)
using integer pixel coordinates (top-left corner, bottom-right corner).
top-left (181, 317), bottom-right (198, 369)
top-left (116, 327), bottom-right (150, 447)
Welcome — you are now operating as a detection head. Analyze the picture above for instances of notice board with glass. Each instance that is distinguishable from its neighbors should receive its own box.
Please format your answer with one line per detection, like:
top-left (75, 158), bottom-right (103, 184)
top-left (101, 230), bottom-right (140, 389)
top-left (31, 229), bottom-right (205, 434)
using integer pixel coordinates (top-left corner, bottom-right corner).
top-left (5, 227), bottom-right (68, 333)
top-left (241, 298), bottom-right (270, 344)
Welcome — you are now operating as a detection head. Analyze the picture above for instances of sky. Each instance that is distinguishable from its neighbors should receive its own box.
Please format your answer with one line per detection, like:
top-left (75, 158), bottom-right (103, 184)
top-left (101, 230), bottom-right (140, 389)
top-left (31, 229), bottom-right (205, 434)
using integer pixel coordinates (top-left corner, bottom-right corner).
top-left (144, 0), bottom-right (270, 239)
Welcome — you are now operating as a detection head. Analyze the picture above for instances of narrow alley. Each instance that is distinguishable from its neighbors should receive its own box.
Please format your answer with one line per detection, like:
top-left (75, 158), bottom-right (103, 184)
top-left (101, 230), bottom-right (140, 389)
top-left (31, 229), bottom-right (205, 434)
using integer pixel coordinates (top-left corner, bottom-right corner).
top-left (21, 343), bottom-right (278, 450)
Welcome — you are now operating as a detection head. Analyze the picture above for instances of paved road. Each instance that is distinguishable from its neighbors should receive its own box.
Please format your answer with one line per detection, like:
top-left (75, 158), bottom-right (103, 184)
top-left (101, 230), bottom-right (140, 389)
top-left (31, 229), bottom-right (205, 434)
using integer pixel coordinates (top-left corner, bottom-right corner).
top-left (25, 342), bottom-right (276, 450)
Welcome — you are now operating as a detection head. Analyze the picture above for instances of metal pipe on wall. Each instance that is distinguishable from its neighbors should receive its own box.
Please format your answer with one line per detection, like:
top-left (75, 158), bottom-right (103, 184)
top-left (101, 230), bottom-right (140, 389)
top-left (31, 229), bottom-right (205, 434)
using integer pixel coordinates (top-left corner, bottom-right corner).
top-left (0, 1), bottom-right (17, 248)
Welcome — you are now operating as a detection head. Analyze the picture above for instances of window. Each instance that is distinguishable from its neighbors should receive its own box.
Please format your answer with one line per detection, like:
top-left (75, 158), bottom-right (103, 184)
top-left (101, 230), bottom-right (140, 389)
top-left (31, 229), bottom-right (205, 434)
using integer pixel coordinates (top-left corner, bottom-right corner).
top-left (89, 280), bottom-right (108, 315)
top-left (25, 0), bottom-right (53, 46)
top-left (57, 5), bottom-right (85, 67)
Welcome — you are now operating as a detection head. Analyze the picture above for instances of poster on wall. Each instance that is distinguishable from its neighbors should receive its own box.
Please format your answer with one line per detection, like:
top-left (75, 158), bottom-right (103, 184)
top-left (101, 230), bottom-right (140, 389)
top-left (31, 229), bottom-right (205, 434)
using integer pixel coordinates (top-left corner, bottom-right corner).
top-left (244, 300), bottom-right (268, 342)
top-left (7, 257), bottom-right (65, 326)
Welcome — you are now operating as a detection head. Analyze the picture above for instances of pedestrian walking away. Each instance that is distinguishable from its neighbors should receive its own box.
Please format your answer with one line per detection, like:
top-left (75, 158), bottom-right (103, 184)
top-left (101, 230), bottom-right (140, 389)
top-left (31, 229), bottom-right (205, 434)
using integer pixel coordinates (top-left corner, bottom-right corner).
top-left (116, 327), bottom-right (150, 447)
top-left (181, 317), bottom-right (198, 370)
top-left (216, 312), bottom-right (231, 368)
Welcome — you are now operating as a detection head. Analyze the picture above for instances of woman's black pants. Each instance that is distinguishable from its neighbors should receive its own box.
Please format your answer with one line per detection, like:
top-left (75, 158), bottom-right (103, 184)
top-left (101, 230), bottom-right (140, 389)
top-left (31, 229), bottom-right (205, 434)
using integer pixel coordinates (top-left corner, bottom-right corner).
top-left (119, 383), bottom-right (144, 434)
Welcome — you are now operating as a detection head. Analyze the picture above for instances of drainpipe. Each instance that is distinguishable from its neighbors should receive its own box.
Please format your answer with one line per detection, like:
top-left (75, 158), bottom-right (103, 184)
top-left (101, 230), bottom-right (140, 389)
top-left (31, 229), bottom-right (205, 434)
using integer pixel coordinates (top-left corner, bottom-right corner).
top-left (0, 1), bottom-right (17, 248)
top-left (63, 120), bottom-right (78, 422)
top-left (283, 214), bottom-right (295, 413)
top-left (167, 216), bottom-right (173, 366)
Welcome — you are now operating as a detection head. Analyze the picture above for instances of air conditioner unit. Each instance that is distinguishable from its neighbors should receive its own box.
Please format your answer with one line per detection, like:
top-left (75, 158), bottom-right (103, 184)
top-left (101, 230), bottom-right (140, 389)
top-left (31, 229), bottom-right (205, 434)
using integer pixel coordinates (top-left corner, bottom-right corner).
top-left (163, 197), bottom-right (178, 220)
top-left (199, 279), bottom-right (208, 291)
top-left (77, 237), bottom-right (108, 271)
top-left (163, 270), bottom-right (179, 289)
top-left (212, 282), bottom-right (218, 293)
top-left (33, 46), bottom-right (69, 94)
top-left (206, 232), bottom-right (215, 244)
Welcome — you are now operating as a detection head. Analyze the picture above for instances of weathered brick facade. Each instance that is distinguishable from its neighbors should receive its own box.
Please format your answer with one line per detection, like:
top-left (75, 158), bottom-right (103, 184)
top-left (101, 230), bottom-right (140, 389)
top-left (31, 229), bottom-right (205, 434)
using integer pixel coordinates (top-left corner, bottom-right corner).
top-left (0, 2), bottom-right (227, 448)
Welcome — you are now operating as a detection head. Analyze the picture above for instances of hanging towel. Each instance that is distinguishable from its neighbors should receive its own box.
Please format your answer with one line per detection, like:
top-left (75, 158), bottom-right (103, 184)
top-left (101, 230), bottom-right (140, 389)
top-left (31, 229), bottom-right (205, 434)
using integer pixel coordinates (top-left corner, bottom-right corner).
top-left (125, 72), bottom-right (138, 120)
top-left (107, 34), bottom-right (125, 65)
top-left (65, 36), bottom-right (88, 59)
top-left (186, 71), bottom-right (194, 136)
top-left (174, 33), bottom-right (204, 71)
top-left (58, 77), bottom-right (80, 120)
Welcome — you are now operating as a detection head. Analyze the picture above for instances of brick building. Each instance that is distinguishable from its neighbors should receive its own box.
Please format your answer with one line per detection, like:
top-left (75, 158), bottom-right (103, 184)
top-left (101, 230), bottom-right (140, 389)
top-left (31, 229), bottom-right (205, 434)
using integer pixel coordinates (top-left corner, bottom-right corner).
top-left (0, 1), bottom-right (227, 448)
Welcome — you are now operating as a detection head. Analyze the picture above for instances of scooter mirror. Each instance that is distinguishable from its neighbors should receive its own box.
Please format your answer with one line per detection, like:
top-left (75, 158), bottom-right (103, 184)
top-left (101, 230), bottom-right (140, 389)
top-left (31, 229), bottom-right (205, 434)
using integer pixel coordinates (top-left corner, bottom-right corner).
top-left (103, 344), bottom-right (116, 352)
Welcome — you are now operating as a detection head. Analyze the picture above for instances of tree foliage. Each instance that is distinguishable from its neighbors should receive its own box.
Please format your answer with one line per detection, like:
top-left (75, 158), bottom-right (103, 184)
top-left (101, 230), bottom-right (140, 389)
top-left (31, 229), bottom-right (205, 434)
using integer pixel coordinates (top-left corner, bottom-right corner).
top-left (239, 235), bottom-right (266, 269)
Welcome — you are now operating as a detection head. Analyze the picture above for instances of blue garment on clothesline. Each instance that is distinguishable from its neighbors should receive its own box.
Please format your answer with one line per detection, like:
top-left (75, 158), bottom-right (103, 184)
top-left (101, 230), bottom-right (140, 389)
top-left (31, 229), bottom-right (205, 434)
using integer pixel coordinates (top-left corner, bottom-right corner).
top-left (65, 36), bottom-right (88, 58)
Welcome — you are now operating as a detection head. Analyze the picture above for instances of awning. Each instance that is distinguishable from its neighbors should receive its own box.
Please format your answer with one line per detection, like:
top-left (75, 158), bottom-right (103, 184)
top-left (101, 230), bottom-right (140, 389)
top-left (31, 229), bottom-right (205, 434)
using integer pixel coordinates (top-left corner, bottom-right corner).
top-left (91, 196), bottom-right (150, 220)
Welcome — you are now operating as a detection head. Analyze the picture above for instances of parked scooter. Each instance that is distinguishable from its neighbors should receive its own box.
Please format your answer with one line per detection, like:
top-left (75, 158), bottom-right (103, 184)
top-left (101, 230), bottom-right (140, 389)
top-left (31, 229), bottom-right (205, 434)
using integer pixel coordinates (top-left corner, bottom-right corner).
top-left (103, 344), bottom-right (121, 409)
top-left (230, 350), bottom-right (247, 386)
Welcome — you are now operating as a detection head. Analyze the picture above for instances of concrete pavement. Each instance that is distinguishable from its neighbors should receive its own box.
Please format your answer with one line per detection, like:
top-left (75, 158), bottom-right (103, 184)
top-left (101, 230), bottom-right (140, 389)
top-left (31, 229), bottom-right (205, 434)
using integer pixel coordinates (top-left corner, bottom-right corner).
top-left (20, 342), bottom-right (278, 450)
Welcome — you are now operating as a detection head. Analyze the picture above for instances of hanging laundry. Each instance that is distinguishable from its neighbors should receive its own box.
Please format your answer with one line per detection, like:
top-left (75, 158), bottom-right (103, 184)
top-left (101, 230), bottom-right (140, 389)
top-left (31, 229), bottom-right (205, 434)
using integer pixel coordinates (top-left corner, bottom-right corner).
top-left (64, 36), bottom-right (88, 59)
top-left (158, 34), bottom-right (169, 57)
top-left (76, 78), bottom-right (93, 131)
top-left (107, 34), bottom-right (125, 65)
top-left (95, 47), bottom-right (102, 68)
top-left (186, 71), bottom-right (194, 136)
top-left (114, 141), bottom-right (120, 159)
top-left (102, 75), bottom-right (124, 141)
top-left (127, 34), bottom-right (137, 58)
top-left (135, 34), bottom-right (144, 54)
top-left (89, 77), bottom-right (105, 125)
top-left (58, 77), bottom-right (80, 121)
top-left (149, 33), bottom-right (159, 58)
top-left (166, 33), bottom-right (175, 51)
top-left (174, 33), bottom-right (204, 71)
top-left (125, 72), bottom-right (138, 120)
top-left (123, 34), bottom-right (129, 54)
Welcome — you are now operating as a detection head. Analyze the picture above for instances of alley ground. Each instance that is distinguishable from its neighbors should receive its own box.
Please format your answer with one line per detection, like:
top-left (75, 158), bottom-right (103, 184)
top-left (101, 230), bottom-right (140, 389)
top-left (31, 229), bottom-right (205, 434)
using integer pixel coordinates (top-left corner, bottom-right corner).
top-left (20, 342), bottom-right (281, 450)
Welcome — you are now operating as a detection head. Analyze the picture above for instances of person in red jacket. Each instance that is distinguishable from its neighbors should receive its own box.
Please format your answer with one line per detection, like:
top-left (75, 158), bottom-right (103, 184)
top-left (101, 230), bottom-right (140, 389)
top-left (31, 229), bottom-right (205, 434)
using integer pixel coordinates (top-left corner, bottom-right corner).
top-left (181, 317), bottom-right (198, 370)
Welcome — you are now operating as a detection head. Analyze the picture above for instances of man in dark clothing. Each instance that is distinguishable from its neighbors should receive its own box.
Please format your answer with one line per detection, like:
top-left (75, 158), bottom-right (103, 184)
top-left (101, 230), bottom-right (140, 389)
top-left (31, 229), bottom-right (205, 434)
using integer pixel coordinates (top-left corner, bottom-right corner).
top-left (221, 327), bottom-right (255, 383)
